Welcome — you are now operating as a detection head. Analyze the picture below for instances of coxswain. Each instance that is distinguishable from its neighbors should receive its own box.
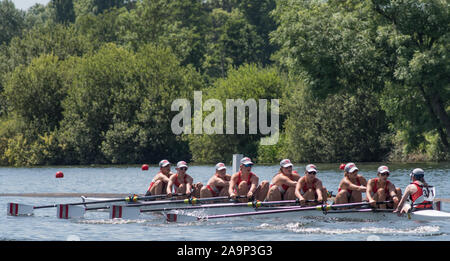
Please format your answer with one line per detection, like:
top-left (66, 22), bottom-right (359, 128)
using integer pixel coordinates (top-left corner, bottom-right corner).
top-left (200, 162), bottom-right (231, 198)
top-left (294, 164), bottom-right (328, 206)
top-left (145, 159), bottom-right (173, 196)
top-left (366, 165), bottom-right (402, 209)
top-left (335, 163), bottom-right (367, 204)
top-left (228, 157), bottom-right (269, 202)
top-left (266, 159), bottom-right (300, 201)
top-left (166, 161), bottom-right (203, 198)
top-left (394, 168), bottom-right (435, 214)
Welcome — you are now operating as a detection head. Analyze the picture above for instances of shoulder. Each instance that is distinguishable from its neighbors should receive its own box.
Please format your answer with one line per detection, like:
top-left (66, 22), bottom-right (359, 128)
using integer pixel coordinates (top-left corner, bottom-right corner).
top-left (270, 173), bottom-right (281, 182)
top-left (292, 172), bottom-right (301, 180)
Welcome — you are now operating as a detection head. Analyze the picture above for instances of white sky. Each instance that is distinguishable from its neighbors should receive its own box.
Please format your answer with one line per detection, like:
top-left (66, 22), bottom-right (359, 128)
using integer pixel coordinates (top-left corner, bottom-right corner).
top-left (11, 0), bottom-right (50, 10)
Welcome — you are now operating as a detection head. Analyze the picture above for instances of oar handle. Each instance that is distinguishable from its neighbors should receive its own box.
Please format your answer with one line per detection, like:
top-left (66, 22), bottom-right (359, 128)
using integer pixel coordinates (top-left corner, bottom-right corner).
top-left (204, 200), bottom-right (393, 220)
top-left (31, 193), bottom-right (186, 209)
top-left (34, 204), bottom-right (57, 209)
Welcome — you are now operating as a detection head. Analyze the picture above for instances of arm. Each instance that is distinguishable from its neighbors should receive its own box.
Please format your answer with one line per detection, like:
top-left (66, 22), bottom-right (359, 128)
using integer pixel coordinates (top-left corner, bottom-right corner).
top-left (214, 177), bottom-right (229, 187)
top-left (166, 176), bottom-right (174, 196)
top-left (387, 183), bottom-right (398, 198)
top-left (186, 176), bottom-right (193, 196)
top-left (228, 175), bottom-right (237, 198)
top-left (394, 185), bottom-right (415, 213)
top-left (160, 173), bottom-right (171, 183)
top-left (314, 180), bottom-right (325, 202)
top-left (248, 176), bottom-right (259, 198)
top-left (295, 178), bottom-right (306, 204)
top-left (346, 179), bottom-right (366, 192)
top-left (366, 179), bottom-right (376, 206)
top-left (279, 175), bottom-right (298, 187)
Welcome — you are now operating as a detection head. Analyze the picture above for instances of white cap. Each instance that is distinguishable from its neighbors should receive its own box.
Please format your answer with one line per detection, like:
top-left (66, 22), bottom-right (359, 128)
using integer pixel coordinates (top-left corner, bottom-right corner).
top-left (176, 161), bottom-right (188, 169)
top-left (305, 164), bottom-right (318, 173)
top-left (215, 162), bottom-right (227, 171)
top-left (344, 162), bottom-right (358, 173)
top-left (280, 159), bottom-right (293, 168)
top-left (377, 165), bottom-right (389, 174)
top-left (240, 157), bottom-right (254, 165)
top-left (411, 168), bottom-right (425, 178)
top-left (159, 159), bottom-right (170, 167)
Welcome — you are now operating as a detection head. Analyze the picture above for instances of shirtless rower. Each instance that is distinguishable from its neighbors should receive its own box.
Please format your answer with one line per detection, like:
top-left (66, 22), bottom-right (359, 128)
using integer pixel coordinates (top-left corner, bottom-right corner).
top-left (335, 162), bottom-right (367, 204)
top-left (166, 161), bottom-right (203, 198)
top-left (200, 162), bottom-right (231, 198)
top-left (266, 159), bottom-right (300, 201)
top-left (294, 164), bottom-right (328, 206)
top-left (228, 157), bottom-right (269, 202)
top-left (366, 165), bottom-right (402, 209)
top-left (145, 159), bottom-right (173, 196)
top-left (394, 168), bottom-right (435, 214)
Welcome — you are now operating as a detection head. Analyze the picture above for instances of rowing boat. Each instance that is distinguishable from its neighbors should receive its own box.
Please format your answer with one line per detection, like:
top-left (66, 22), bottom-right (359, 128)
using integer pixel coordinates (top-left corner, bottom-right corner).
top-left (7, 193), bottom-right (450, 221)
top-left (165, 205), bottom-right (450, 223)
top-left (80, 196), bottom-right (308, 216)
top-left (81, 196), bottom-right (450, 222)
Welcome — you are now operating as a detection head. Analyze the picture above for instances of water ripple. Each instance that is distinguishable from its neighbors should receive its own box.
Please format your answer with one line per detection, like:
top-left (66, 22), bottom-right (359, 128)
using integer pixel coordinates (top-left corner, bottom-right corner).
top-left (254, 222), bottom-right (442, 236)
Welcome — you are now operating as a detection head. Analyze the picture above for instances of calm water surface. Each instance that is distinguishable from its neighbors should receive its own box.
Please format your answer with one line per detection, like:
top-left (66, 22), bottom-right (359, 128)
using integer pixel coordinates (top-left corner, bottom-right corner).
top-left (1, 162), bottom-right (449, 241)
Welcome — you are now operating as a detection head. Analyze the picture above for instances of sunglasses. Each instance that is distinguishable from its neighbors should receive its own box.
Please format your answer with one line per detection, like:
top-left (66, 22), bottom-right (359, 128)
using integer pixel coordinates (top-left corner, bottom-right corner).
top-left (244, 164), bottom-right (253, 168)
top-left (179, 167), bottom-right (187, 171)
top-left (307, 171), bottom-right (317, 175)
top-left (380, 172), bottom-right (389, 176)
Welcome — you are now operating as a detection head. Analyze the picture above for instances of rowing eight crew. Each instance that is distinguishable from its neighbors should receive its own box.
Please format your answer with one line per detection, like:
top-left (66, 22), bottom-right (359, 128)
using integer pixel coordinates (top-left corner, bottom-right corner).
top-left (145, 158), bottom-right (436, 213)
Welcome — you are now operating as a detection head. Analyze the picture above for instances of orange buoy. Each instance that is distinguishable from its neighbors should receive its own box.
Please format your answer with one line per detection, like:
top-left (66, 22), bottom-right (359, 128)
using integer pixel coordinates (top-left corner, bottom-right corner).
top-left (55, 171), bottom-right (64, 178)
top-left (141, 164), bottom-right (149, 171)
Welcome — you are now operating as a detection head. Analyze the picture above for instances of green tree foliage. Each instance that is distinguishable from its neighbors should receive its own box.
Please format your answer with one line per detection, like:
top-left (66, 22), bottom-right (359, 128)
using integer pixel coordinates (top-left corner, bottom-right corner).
top-left (74, 0), bottom-right (131, 16)
top-left (23, 3), bottom-right (54, 28)
top-left (0, 54), bottom-right (69, 166)
top-left (283, 81), bottom-right (391, 162)
top-left (272, 0), bottom-right (449, 159)
top-left (0, 0), bottom-right (447, 165)
top-left (188, 64), bottom-right (283, 163)
top-left (3, 22), bottom-right (93, 71)
top-left (238, 0), bottom-right (277, 65)
top-left (3, 54), bottom-right (66, 133)
top-left (58, 43), bottom-right (203, 164)
top-left (0, 0), bottom-right (25, 45)
top-left (51, 0), bottom-right (75, 24)
top-left (122, 0), bottom-right (209, 69)
top-left (372, 0), bottom-right (450, 153)
top-left (202, 8), bottom-right (264, 79)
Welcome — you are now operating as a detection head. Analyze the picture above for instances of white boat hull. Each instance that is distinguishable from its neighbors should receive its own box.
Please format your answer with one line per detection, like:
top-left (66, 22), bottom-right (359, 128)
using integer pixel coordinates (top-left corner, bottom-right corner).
top-left (82, 196), bottom-right (450, 221)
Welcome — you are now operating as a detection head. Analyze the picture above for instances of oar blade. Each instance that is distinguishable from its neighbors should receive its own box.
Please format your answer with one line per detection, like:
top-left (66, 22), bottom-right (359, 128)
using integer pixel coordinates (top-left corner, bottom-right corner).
top-left (57, 204), bottom-right (85, 219)
top-left (165, 211), bottom-right (200, 223)
top-left (7, 203), bottom-right (34, 216)
top-left (109, 205), bottom-right (140, 219)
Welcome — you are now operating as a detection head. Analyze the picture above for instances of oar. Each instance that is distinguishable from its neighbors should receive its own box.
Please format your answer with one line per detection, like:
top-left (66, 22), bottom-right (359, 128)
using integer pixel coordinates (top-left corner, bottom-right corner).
top-left (6, 193), bottom-right (185, 218)
top-left (165, 201), bottom-right (392, 222)
top-left (109, 195), bottom-right (247, 209)
top-left (138, 199), bottom-right (320, 213)
top-left (107, 195), bottom-right (247, 219)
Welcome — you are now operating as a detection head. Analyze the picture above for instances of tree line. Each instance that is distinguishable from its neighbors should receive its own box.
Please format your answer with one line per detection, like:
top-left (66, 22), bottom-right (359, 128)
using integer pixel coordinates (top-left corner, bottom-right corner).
top-left (0, 0), bottom-right (448, 166)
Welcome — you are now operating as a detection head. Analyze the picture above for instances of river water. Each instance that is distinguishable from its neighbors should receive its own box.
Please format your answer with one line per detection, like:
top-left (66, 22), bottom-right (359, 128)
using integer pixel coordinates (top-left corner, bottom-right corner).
top-left (1, 162), bottom-right (449, 241)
